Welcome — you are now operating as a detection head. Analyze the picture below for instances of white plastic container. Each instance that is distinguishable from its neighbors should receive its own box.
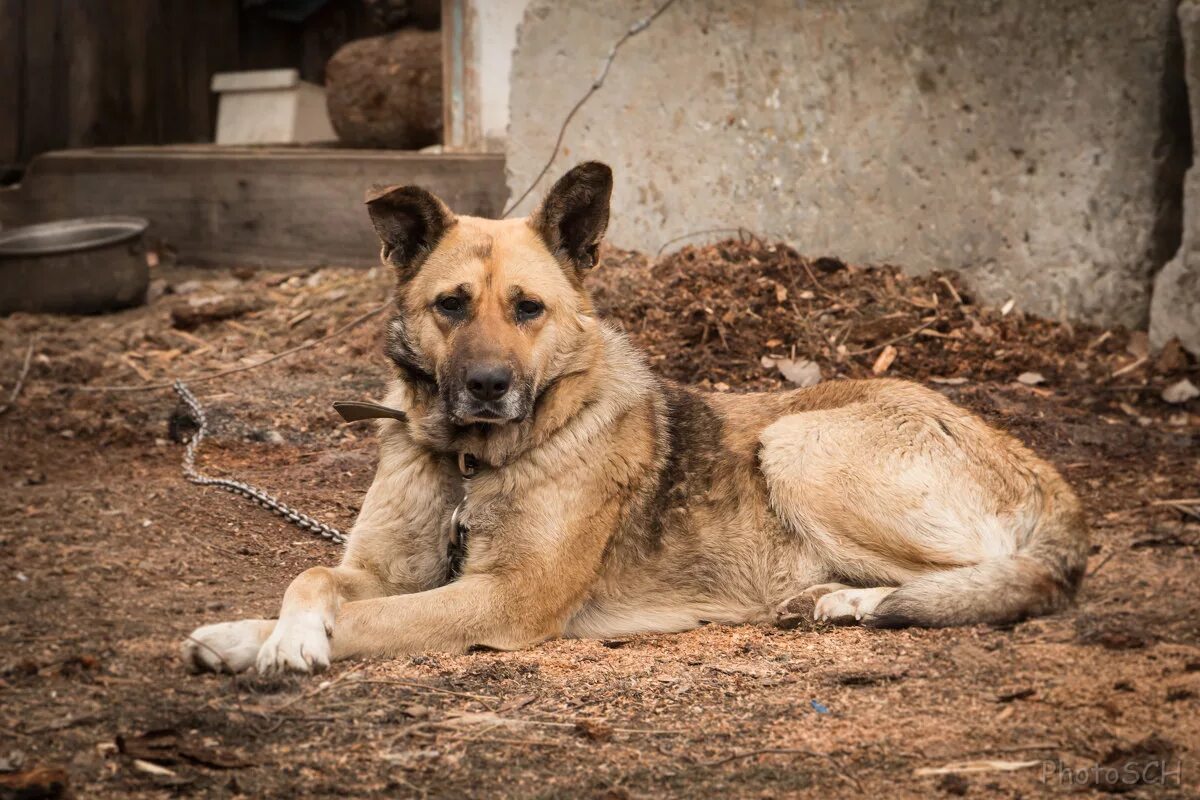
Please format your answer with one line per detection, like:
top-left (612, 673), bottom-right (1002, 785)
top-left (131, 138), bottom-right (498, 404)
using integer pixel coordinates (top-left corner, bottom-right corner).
top-left (211, 69), bottom-right (337, 145)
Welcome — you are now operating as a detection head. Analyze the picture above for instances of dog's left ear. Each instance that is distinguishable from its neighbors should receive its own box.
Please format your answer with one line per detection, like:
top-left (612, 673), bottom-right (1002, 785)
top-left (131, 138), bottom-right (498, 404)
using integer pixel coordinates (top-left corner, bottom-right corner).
top-left (529, 161), bottom-right (613, 276)
top-left (365, 185), bottom-right (456, 275)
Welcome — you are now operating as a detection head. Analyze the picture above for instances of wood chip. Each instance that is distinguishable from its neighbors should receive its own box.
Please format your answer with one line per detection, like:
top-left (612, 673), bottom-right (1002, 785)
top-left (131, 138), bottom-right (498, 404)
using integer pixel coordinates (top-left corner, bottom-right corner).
top-left (914, 759), bottom-right (1041, 777)
top-left (131, 759), bottom-right (176, 777)
top-left (872, 345), bottom-right (898, 375)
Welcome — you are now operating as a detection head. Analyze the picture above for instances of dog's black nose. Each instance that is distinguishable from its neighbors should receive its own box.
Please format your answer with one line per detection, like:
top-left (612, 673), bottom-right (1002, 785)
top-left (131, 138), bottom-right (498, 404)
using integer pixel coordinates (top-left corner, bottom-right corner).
top-left (465, 364), bottom-right (512, 402)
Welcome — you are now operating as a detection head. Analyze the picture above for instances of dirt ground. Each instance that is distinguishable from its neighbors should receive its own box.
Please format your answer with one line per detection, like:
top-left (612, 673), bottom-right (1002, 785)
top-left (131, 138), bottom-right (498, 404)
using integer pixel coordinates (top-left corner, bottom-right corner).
top-left (1, 242), bottom-right (1198, 799)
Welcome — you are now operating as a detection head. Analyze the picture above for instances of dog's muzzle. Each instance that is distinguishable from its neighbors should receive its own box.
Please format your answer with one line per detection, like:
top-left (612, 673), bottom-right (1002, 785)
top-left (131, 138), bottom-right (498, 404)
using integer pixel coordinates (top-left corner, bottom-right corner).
top-left (447, 365), bottom-right (532, 424)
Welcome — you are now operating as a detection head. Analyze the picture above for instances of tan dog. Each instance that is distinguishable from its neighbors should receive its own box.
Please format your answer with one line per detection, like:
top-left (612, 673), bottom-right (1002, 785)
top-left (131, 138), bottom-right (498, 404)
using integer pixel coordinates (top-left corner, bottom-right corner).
top-left (182, 162), bottom-right (1089, 675)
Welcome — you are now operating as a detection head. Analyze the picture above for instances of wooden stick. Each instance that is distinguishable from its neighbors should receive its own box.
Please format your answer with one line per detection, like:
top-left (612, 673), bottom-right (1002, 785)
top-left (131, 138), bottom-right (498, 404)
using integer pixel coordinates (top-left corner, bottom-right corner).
top-left (0, 337), bottom-right (35, 416)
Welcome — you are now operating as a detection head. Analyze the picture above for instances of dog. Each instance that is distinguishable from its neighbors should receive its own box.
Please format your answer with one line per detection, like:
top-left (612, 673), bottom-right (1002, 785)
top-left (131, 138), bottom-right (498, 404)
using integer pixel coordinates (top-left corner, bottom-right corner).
top-left (182, 161), bottom-right (1089, 675)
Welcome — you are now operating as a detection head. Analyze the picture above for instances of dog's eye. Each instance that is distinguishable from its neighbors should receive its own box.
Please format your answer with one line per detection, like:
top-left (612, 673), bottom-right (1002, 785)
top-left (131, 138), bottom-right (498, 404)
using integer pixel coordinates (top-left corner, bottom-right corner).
top-left (516, 299), bottom-right (544, 321)
top-left (436, 295), bottom-right (465, 315)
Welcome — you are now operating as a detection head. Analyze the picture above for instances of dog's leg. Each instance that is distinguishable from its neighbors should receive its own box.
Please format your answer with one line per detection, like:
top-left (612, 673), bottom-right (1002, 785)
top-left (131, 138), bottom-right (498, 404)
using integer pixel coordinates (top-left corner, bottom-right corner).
top-left (326, 574), bottom-right (564, 659)
top-left (760, 401), bottom-right (1087, 628)
top-left (181, 566), bottom-right (386, 675)
top-left (256, 566), bottom-right (386, 674)
top-left (183, 426), bottom-right (454, 674)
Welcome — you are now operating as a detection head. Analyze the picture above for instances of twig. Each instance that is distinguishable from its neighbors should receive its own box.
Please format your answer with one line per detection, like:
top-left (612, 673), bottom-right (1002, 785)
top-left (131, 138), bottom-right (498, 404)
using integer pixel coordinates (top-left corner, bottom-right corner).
top-left (502, 0), bottom-right (679, 218)
top-left (50, 303), bottom-right (388, 393)
top-left (845, 318), bottom-right (938, 357)
top-left (937, 276), bottom-right (963, 305)
top-left (1168, 503), bottom-right (1200, 522)
top-left (655, 227), bottom-right (756, 258)
top-left (0, 336), bottom-right (35, 416)
top-left (424, 732), bottom-right (567, 748)
top-left (1086, 550), bottom-right (1118, 579)
top-left (1110, 356), bottom-right (1148, 379)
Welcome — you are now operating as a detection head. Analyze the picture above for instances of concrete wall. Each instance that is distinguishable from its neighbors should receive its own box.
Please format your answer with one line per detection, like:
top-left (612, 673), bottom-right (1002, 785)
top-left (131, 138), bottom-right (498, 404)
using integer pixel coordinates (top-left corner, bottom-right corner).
top-left (477, 0), bottom-right (530, 147)
top-left (508, 0), bottom-right (1189, 330)
top-left (1153, 0), bottom-right (1200, 354)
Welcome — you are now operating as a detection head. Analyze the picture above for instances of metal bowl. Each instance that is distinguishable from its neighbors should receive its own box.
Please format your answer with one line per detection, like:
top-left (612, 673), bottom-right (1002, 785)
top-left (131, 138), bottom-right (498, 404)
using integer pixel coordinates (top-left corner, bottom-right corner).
top-left (0, 216), bottom-right (150, 314)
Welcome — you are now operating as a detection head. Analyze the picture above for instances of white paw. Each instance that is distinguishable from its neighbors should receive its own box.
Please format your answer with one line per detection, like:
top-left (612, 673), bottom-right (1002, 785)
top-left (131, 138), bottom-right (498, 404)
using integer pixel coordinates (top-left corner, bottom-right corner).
top-left (814, 588), bottom-right (896, 625)
top-left (182, 619), bottom-right (274, 673)
top-left (255, 611), bottom-right (331, 675)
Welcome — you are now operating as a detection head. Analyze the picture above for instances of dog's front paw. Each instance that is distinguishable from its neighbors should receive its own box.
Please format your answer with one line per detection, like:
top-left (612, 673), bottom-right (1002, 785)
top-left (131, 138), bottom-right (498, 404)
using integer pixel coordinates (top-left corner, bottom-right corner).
top-left (256, 611), bottom-right (331, 675)
top-left (182, 619), bottom-right (274, 673)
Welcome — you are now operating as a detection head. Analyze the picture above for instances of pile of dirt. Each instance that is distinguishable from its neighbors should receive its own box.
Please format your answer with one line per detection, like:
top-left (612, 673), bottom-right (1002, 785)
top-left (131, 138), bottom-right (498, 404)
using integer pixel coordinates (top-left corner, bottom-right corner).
top-left (591, 240), bottom-right (1196, 402)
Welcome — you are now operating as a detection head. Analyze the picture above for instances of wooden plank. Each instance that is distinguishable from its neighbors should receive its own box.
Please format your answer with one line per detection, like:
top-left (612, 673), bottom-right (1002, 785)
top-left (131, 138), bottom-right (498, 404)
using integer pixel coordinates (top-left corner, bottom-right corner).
top-left (62, 1), bottom-right (101, 148)
top-left (20, 0), bottom-right (69, 162)
top-left (1, 147), bottom-right (505, 267)
top-left (0, 0), bottom-right (23, 168)
top-left (442, 0), bottom-right (482, 151)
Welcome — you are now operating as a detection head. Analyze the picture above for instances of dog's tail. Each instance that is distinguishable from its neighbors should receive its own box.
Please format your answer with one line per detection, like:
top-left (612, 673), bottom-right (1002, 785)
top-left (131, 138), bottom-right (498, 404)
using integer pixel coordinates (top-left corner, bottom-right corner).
top-left (867, 478), bottom-right (1089, 628)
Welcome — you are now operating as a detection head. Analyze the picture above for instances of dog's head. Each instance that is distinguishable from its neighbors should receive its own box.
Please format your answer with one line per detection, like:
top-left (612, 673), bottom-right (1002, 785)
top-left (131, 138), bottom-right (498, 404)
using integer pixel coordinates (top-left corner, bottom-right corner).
top-left (367, 162), bottom-right (612, 437)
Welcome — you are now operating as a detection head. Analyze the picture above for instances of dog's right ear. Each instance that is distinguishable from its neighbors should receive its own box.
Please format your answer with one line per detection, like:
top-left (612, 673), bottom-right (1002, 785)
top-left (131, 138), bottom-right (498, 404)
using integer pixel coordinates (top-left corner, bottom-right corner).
top-left (365, 185), bottom-right (455, 274)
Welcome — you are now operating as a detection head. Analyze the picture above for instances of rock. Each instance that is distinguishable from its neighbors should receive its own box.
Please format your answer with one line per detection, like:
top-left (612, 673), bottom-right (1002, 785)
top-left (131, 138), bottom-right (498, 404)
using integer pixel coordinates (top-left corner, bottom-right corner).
top-left (325, 30), bottom-right (442, 149)
top-left (761, 355), bottom-right (821, 387)
top-left (508, 0), bottom-right (1184, 328)
top-left (1150, 246), bottom-right (1200, 358)
top-left (1162, 378), bottom-right (1199, 404)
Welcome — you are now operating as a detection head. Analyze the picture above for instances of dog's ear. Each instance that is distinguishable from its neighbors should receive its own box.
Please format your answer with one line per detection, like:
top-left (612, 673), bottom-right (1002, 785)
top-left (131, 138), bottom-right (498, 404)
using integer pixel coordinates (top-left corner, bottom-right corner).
top-left (365, 185), bottom-right (455, 274)
top-left (529, 161), bottom-right (613, 277)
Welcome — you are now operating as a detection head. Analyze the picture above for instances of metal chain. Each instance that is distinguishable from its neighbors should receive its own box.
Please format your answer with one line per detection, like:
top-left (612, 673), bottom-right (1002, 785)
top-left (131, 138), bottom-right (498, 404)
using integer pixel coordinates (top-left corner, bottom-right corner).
top-left (172, 381), bottom-right (347, 545)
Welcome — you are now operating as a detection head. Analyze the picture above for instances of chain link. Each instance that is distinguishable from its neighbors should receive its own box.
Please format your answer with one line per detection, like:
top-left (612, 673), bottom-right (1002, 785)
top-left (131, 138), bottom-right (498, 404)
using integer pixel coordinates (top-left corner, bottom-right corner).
top-left (173, 381), bottom-right (347, 545)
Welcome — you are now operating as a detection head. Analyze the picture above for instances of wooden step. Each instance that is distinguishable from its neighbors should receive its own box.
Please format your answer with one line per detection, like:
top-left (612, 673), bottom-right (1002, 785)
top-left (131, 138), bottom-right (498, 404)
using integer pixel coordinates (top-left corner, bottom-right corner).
top-left (0, 146), bottom-right (505, 268)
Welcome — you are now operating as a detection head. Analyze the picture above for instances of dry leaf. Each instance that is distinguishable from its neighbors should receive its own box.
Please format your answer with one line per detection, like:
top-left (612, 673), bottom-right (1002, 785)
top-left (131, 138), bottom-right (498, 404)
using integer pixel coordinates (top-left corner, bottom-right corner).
top-left (930, 376), bottom-right (968, 385)
top-left (1162, 378), bottom-right (1199, 405)
top-left (872, 345), bottom-right (898, 375)
top-left (1016, 371), bottom-right (1045, 386)
top-left (1155, 337), bottom-right (1187, 374)
top-left (1000, 298), bottom-right (1016, 316)
top-left (1126, 331), bottom-right (1150, 360)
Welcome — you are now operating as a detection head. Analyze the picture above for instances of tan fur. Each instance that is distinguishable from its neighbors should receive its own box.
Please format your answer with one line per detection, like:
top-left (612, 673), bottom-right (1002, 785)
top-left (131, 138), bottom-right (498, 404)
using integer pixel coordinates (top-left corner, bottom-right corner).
top-left (182, 164), bottom-right (1089, 675)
